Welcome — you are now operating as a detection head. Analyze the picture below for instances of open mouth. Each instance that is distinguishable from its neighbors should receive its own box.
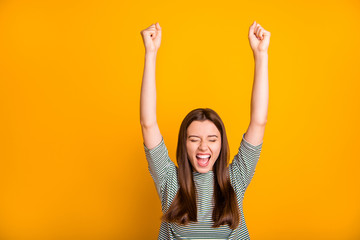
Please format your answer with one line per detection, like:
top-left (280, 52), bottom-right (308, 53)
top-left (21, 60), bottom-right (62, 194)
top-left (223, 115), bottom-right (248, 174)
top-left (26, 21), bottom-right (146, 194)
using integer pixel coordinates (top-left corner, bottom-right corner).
top-left (196, 154), bottom-right (211, 167)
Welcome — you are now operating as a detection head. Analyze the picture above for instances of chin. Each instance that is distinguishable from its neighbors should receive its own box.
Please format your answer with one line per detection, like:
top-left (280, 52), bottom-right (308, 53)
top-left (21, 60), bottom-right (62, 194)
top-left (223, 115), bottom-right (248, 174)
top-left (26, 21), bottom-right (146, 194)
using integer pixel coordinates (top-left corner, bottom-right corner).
top-left (195, 166), bottom-right (212, 173)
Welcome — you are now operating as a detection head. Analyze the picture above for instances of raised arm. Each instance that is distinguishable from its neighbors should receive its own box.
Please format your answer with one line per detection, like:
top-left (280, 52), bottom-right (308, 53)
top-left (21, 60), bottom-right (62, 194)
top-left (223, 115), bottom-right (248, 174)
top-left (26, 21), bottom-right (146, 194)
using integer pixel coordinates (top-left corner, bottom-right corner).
top-left (140, 22), bottom-right (162, 149)
top-left (244, 21), bottom-right (271, 146)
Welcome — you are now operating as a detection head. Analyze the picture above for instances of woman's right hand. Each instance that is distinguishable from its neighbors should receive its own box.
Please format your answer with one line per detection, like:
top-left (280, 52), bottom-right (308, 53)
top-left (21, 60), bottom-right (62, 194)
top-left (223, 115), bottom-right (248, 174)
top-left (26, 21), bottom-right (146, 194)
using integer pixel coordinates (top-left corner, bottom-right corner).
top-left (140, 22), bottom-right (162, 54)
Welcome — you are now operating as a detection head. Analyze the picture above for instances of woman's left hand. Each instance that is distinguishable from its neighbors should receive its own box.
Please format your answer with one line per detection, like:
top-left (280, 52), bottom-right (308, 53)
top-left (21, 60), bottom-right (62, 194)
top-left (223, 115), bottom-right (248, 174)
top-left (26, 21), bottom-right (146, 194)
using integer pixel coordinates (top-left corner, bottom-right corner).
top-left (248, 21), bottom-right (271, 55)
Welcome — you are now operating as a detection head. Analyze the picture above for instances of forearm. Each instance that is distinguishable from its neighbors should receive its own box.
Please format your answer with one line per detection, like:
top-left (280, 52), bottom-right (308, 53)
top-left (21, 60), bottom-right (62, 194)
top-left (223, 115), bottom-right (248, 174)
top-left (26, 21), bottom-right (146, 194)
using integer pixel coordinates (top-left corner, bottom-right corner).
top-left (250, 52), bottom-right (269, 125)
top-left (140, 52), bottom-right (158, 127)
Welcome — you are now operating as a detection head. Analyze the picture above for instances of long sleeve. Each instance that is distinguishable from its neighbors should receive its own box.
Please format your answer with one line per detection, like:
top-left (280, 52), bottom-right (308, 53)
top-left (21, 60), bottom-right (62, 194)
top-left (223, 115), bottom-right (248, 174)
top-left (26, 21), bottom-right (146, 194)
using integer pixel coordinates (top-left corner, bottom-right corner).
top-left (143, 137), bottom-right (178, 209)
top-left (229, 133), bottom-right (263, 194)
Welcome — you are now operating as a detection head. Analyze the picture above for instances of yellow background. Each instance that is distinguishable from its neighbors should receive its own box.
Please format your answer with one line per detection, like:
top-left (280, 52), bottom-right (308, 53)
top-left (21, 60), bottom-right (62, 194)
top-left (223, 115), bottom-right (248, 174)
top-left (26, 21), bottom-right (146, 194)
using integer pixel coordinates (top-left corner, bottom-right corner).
top-left (0, 0), bottom-right (359, 239)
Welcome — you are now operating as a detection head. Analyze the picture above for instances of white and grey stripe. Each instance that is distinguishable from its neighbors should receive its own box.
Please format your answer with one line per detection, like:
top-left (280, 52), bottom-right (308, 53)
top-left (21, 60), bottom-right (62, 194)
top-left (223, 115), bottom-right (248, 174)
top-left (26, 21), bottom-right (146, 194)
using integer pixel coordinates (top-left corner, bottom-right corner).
top-left (144, 133), bottom-right (263, 239)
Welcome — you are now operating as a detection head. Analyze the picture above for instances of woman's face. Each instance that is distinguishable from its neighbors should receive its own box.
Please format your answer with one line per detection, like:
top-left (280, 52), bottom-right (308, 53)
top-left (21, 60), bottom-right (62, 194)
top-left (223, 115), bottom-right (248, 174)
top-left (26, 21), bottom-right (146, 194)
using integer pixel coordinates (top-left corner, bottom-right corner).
top-left (186, 120), bottom-right (222, 173)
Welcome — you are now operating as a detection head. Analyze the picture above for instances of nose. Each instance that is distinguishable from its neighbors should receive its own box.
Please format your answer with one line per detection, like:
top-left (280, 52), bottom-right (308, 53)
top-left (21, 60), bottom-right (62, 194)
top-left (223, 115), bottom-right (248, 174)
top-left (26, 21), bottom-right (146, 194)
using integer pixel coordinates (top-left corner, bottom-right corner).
top-left (198, 141), bottom-right (208, 151)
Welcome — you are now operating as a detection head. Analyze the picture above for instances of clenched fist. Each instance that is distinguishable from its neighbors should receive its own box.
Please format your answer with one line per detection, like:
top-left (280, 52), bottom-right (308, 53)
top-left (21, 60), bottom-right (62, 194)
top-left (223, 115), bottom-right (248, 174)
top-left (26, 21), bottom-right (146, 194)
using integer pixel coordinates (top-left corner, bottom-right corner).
top-left (248, 21), bottom-right (271, 56)
top-left (140, 22), bottom-right (162, 54)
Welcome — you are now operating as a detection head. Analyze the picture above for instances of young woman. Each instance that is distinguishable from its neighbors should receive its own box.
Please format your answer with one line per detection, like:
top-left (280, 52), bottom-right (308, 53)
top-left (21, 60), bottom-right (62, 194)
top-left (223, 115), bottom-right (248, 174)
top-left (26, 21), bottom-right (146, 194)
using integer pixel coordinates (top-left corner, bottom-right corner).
top-left (140, 21), bottom-right (270, 240)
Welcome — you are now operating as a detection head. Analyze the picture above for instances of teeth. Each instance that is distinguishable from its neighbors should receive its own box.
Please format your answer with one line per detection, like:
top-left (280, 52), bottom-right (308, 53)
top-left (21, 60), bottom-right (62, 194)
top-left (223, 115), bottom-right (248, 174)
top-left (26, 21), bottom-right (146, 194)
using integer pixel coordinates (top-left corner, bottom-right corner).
top-left (197, 155), bottom-right (210, 159)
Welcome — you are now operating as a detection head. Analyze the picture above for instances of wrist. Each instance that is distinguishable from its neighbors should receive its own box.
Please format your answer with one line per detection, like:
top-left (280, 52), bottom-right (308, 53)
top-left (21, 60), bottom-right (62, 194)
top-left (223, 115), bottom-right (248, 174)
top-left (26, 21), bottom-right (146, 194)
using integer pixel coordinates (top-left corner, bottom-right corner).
top-left (145, 52), bottom-right (157, 63)
top-left (145, 50), bottom-right (157, 57)
top-left (253, 51), bottom-right (268, 60)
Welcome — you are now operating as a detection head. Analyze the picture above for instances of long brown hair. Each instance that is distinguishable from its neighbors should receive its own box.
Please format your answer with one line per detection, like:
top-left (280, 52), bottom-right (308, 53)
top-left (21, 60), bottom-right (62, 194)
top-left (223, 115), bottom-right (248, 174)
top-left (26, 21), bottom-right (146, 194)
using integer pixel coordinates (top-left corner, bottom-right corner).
top-left (161, 108), bottom-right (240, 229)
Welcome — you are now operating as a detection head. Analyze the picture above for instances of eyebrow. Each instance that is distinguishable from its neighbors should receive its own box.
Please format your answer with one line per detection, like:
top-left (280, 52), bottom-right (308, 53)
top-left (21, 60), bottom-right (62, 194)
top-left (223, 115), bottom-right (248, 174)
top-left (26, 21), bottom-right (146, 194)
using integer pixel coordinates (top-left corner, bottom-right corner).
top-left (188, 135), bottom-right (218, 138)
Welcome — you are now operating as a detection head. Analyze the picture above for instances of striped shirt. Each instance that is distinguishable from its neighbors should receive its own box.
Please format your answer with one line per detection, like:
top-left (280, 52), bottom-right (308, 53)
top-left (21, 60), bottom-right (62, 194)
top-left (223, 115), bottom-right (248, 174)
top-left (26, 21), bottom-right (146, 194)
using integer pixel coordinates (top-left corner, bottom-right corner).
top-left (143, 133), bottom-right (263, 239)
